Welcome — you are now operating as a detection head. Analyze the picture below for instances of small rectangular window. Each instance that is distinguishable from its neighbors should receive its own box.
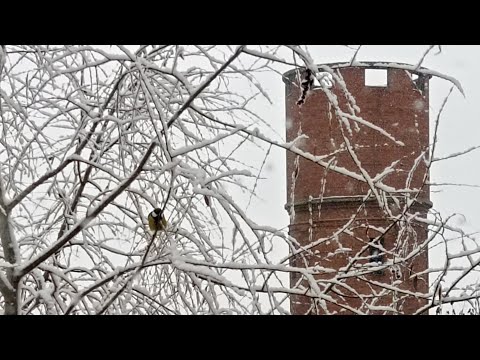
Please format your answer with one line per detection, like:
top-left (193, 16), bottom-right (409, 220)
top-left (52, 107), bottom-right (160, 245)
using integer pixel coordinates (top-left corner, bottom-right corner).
top-left (369, 237), bottom-right (385, 275)
top-left (313, 72), bottom-right (334, 89)
top-left (409, 71), bottom-right (425, 92)
top-left (365, 69), bottom-right (388, 87)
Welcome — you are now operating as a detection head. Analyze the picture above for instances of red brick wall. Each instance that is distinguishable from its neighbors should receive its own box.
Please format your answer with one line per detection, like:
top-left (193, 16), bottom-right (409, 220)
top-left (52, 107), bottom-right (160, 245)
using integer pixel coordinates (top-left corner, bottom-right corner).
top-left (284, 65), bottom-right (431, 315)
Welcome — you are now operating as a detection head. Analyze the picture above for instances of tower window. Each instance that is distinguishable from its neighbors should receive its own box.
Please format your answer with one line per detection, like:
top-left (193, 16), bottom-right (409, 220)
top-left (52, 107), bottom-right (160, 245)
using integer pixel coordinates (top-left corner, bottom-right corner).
top-left (365, 69), bottom-right (388, 87)
top-left (369, 237), bottom-right (385, 275)
top-left (409, 71), bottom-right (426, 92)
top-left (313, 72), bottom-right (334, 89)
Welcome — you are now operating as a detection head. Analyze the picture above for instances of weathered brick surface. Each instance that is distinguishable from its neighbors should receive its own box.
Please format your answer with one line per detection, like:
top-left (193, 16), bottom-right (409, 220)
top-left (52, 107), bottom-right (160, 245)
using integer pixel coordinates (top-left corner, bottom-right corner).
top-left (284, 65), bottom-right (431, 315)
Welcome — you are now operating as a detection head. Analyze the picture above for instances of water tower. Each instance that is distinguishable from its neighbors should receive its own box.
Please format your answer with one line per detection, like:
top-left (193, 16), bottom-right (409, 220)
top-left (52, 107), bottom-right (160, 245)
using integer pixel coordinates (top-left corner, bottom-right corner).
top-left (283, 63), bottom-right (432, 314)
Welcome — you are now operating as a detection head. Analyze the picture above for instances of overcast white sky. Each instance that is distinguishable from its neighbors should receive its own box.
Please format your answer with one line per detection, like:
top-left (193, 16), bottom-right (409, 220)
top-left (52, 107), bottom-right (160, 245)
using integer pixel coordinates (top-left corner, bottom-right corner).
top-left (230, 45), bottom-right (480, 277)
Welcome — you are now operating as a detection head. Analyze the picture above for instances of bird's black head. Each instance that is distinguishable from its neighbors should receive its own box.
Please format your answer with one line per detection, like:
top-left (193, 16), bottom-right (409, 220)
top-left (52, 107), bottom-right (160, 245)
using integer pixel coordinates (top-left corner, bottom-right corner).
top-left (151, 208), bottom-right (162, 218)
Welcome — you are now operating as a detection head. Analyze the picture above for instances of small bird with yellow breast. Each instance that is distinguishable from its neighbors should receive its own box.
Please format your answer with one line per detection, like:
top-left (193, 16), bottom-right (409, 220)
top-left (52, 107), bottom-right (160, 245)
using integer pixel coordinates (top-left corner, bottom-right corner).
top-left (148, 208), bottom-right (168, 233)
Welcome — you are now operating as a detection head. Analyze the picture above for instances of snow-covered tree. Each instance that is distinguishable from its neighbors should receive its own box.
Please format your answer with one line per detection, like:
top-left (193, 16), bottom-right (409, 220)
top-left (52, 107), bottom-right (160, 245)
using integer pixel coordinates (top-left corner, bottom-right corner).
top-left (0, 45), bottom-right (477, 315)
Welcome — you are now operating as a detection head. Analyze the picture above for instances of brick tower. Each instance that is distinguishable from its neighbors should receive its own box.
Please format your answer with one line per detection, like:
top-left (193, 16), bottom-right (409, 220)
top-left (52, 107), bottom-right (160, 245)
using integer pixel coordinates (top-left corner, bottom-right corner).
top-left (283, 63), bottom-right (432, 315)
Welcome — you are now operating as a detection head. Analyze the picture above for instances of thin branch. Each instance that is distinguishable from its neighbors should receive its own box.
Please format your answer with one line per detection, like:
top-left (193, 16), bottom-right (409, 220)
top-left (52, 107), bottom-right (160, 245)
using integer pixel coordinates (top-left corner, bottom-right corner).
top-left (16, 140), bottom-right (158, 279)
